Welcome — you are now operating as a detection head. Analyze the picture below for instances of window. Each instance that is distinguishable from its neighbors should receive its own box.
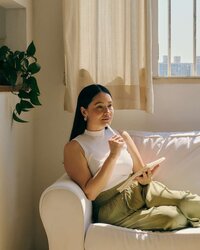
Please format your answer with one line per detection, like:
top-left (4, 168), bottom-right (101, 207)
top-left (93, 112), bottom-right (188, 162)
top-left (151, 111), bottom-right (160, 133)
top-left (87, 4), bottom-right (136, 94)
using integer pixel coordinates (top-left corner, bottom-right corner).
top-left (154, 0), bottom-right (200, 77)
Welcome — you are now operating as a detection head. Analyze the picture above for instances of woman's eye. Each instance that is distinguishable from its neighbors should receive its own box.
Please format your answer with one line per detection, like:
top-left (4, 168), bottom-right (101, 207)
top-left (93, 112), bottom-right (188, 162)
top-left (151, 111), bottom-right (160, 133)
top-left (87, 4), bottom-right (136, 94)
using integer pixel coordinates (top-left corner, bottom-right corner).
top-left (96, 106), bottom-right (103, 110)
top-left (95, 104), bottom-right (113, 111)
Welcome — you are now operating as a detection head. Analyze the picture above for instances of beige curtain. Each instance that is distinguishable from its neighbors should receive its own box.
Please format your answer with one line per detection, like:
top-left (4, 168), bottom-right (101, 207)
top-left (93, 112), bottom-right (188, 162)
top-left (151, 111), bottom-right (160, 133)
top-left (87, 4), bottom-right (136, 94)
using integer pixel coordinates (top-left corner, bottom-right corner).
top-left (63, 0), bottom-right (154, 113)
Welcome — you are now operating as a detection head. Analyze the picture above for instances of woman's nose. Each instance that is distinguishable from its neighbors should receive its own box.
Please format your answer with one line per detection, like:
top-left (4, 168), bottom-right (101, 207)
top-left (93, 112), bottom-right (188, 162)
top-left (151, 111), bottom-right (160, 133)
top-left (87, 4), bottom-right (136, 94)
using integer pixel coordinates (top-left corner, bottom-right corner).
top-left (104, 106), bottom-right (110, 113)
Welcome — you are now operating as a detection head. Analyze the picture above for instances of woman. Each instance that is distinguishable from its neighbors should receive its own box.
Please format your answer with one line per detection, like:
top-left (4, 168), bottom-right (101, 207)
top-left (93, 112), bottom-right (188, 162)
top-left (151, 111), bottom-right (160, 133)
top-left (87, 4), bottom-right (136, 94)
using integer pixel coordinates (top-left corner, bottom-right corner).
top-left (64, 84), bottom-right (200, 231)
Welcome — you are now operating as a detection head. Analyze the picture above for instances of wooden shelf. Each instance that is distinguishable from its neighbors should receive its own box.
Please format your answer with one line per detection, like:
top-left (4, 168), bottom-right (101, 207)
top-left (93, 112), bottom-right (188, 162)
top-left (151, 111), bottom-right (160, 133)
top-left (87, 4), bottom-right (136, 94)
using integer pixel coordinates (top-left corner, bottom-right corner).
top-left (0, 85), bottom-right (12, 92)
top-left (0, 85), bottom-right (19, 92)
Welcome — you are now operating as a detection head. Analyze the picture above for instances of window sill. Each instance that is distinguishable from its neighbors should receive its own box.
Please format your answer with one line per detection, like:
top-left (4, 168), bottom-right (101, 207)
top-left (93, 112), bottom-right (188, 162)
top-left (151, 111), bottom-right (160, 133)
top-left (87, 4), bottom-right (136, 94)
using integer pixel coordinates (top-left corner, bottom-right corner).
top-left (153, 76), bottom-right (200, 84)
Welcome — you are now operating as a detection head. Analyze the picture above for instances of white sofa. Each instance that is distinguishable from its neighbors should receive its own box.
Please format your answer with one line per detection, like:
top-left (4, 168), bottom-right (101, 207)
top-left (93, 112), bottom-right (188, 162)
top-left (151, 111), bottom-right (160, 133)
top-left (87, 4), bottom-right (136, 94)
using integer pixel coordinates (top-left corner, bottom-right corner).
top-left (39, 130), bottom-right (200, 250)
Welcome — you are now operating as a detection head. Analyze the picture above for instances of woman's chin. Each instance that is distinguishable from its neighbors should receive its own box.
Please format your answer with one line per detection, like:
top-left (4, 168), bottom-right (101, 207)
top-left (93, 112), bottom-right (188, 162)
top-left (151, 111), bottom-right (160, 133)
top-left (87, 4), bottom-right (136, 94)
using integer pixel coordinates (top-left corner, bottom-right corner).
top-left (102, 120), bottom-right (112, 126)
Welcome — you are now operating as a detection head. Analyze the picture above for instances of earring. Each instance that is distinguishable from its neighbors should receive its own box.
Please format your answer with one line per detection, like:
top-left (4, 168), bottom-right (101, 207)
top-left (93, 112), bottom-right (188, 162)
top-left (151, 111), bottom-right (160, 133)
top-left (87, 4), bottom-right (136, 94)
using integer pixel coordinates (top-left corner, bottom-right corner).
top-left (84, 116), bottom-right (87, 121)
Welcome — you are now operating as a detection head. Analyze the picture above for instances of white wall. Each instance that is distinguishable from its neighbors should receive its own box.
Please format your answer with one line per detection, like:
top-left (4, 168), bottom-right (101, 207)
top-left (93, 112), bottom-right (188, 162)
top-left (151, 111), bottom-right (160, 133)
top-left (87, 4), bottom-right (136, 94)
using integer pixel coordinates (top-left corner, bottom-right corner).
top-left (113, 83), bottom-right (200, 132)
top-left (0, 2), bottom-right (35, 250)
top-left (0, 7), bottom-right (5, 46)
top-left (33, 0), bottom-right (68, 249)
top-left (3, 0), bottom-right (196, 249)
top-left (0, 93), bottom-right (34, 250)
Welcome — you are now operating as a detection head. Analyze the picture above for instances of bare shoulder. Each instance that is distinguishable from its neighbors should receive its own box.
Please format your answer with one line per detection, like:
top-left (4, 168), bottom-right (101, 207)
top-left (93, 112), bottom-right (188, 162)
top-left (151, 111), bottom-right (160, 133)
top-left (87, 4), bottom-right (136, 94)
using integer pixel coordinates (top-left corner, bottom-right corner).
top-left (64, 139), bottom-right (84, 155)
top-left (64, 140), bottom-right (85, 166)
top-left (64, 139), bottom-right (91, 190)
top-left (64, 140), bottom-right (85, 168)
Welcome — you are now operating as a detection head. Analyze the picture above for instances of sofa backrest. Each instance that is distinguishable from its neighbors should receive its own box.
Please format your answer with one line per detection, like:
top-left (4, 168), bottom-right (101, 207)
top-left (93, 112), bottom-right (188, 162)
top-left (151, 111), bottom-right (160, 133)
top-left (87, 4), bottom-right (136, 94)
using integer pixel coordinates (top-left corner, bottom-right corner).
top-left (128, 130), bottom-right (200, 195)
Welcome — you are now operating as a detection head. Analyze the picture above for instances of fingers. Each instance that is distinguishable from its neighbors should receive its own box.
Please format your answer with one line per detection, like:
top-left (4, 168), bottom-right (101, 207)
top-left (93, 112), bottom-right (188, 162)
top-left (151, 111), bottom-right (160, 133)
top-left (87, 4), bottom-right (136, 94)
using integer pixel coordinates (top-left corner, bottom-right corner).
top-left (147, 169), bottom-right (152, 178)
top-left (136, 169), bottom-right (152, 185)
top-left (140, 169), bottom-right (151, 178)
top-left (109, 135), bottom-right (125, 144)
top-left (108, 135), bottom-right (126, 156)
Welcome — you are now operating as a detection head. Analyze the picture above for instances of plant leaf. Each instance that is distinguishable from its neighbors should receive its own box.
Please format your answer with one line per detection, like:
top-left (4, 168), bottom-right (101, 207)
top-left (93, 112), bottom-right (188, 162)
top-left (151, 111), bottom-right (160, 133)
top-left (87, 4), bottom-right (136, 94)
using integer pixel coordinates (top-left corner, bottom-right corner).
top-left (26, 41), bottom-right (36, 56)
top-left (16, 103), bottom-right (22, 115)
top-left (20, 100), bottom-right (34, 109)
top-left (15, 57), bottom-right (22, 71)
top-left (18, 90), bottom-right (30, 99)
top-left (28, 62), bottom-right (41, 74)
top-left (19, 51), bottom-right (25, 60)
top-left (29, 91), bottom-right (41, 105)
top-left (12, 112), bottom-right (28, 123)
top-left (16, 102), bottom-right (30, 113)
top-left (7, 70), bottom-right (17, 85)
top-left (25, 76), bottom-right (40, 94)
top-left (0, 46), bottom-right (10, 59)
top-left (13, 51), bottom-right (20, 58)
top-left (21, 58), bottom-right (29, 71)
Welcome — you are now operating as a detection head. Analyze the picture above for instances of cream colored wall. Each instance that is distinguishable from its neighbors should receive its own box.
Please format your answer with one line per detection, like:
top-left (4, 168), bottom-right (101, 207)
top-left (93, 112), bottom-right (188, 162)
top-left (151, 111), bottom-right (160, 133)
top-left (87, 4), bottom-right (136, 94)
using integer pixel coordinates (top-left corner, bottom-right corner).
top-left (0, 7), bottom-right (5, 46)
top-left (33, 0), bottom-right (68, 249)
top-left (5, 8), bottom-right (26, 50)
top-left (0, 93), bottom-right (34, 250)
top-left (0, 2), bottom-right (35, 250)
top-left (30, 0), bottom-right (200, 249)
top-left (113, 83), bottom-right (200, 132)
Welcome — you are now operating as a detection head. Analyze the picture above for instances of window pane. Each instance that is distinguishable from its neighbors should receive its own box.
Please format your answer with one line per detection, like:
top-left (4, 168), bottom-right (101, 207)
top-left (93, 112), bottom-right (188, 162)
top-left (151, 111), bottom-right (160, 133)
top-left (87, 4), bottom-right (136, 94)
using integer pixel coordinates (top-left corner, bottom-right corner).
top-left (171, 0), bottom-right (193, 63)
top-left (171, 0), bottom-right (193, 76)
top-left (158, 0), bottom-right (168, 76)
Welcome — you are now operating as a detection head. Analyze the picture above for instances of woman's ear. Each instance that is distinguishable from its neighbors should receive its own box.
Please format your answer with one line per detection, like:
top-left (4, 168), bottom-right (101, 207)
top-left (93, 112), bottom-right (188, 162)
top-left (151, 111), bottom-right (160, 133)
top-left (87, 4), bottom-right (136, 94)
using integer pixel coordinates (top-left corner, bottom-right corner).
top-left (80, 107), bottom-right (88, 121)
top-left (80, 107), bottom-right (86, 116)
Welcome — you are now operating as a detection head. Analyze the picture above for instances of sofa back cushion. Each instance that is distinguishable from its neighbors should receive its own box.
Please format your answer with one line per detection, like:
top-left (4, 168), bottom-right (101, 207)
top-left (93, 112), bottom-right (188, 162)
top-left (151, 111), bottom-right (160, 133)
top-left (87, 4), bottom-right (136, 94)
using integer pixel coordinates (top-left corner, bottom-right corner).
top-left (128, 131), bottom-right (200, 195)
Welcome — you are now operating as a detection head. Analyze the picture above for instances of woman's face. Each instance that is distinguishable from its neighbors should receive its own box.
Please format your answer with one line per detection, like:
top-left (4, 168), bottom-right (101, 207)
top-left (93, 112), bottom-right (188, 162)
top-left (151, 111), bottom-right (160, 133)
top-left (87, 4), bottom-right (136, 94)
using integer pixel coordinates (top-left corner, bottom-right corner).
top-left (81, 92), bottom-right (114, 131)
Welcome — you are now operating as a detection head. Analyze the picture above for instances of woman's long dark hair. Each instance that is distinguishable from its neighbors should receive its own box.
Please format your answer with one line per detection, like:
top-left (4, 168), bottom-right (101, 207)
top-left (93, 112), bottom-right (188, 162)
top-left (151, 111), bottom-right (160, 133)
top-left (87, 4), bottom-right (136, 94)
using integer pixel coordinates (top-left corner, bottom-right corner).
top-left (69, 84), bottom-right (112, 140)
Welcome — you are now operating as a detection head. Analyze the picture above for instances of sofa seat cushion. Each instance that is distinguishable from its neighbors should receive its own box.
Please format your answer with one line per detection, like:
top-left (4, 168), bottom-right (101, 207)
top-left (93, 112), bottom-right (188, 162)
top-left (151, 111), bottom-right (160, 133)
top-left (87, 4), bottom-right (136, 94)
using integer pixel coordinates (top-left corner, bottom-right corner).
top-left (85, 223), bottom-right (200, 250)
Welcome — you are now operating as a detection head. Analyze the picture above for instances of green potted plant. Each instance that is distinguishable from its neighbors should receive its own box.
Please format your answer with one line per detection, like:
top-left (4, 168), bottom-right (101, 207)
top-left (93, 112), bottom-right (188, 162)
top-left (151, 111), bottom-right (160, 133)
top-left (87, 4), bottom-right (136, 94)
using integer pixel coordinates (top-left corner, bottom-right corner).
top-left (0, 41), bottom-right (41, 123)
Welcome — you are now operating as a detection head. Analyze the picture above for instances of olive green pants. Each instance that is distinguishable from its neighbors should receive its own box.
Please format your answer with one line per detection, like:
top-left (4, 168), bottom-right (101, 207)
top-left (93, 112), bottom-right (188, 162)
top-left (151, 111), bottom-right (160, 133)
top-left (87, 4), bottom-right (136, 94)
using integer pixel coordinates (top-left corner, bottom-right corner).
top-left (93, 181), bottom-right (200, 231)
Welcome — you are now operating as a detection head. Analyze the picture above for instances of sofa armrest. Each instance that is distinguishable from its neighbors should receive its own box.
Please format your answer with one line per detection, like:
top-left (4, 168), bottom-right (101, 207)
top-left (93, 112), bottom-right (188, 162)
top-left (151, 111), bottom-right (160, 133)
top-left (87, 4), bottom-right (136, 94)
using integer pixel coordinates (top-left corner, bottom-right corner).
top-left (39, 174), bottom-right (92, 250)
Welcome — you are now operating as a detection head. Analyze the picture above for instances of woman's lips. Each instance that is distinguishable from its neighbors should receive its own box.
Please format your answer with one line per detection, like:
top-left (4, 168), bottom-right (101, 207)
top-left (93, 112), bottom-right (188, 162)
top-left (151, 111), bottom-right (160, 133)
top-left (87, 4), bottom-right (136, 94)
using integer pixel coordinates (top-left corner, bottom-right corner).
top-left (102, 117), bottom-right (111, 121)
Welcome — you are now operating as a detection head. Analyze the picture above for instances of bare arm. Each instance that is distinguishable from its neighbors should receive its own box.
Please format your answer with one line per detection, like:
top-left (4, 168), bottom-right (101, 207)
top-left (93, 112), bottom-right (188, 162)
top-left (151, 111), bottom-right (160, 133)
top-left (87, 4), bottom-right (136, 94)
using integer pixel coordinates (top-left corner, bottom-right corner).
top-left (64, 135), bottom-right (125, 200)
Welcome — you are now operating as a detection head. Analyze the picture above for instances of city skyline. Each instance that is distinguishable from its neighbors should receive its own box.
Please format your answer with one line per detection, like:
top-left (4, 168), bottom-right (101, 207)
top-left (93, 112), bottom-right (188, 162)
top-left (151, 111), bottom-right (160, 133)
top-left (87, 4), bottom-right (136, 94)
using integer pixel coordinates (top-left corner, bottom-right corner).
top-left (159, 55), bottom-right (200, 76)
top-left (160, 55), bottom-right (200, 63)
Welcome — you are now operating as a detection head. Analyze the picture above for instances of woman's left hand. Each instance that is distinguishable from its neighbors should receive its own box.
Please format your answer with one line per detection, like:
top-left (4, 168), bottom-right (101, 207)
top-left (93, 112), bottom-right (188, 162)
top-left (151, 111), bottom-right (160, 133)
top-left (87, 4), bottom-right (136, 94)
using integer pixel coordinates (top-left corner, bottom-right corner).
top-left (135, 169), bottom-right (152, 185)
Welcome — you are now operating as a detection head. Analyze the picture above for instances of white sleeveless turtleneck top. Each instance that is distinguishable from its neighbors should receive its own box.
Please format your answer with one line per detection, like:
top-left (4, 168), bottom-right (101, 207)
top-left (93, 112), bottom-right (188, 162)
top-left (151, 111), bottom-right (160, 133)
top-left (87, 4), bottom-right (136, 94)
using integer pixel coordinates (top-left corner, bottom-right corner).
top-left (73, 126), bottom-right (133, 191)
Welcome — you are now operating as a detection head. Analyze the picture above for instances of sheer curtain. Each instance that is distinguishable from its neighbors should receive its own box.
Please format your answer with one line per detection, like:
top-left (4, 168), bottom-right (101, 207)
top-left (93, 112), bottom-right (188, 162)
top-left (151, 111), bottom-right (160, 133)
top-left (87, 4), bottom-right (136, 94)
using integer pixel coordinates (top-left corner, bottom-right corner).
top-left (63, 0), bottom-right (154, 113)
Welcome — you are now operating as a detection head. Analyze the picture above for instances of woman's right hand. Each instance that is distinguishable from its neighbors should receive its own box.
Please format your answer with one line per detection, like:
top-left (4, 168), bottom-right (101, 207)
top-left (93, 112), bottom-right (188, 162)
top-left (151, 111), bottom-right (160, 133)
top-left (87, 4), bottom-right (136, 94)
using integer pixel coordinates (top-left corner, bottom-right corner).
top-left (108, 135), bottom-right (125, 157)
